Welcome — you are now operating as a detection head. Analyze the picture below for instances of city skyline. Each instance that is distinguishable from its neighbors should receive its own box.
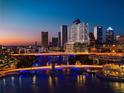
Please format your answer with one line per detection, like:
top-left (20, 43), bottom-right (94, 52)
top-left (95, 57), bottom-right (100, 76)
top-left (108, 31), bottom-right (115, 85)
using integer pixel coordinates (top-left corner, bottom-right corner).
top-left (0, 0), bottom-right (124, 45)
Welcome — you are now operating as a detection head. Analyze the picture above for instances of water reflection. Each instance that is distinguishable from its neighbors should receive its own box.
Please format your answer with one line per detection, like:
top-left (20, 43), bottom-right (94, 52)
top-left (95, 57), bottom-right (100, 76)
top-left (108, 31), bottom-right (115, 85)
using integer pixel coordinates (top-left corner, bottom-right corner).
top-left (32, 75), bottom-right (36, 85)
top-left (3, 78), bottom-right (6, 86)
top-left (48, 76), bottom-right (58, 92)
top-left (77, 75), bottom-right (86, 88)
top-left (11, 76), bottom-right (15, 87)
top-left (19, 75), bottom-right (22, 87)
top-left (110, 82), bottom-right (124, 93)
top-left (1, 73), bottom-right (124, 93)
top-left (32, 75), bottom-right (40, 93)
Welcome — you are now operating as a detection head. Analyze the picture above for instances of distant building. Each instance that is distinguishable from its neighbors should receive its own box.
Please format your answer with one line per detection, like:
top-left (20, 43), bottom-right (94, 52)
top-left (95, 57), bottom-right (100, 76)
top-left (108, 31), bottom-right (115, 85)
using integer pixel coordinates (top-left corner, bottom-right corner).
top-left (89, 32), bottom-right (95, 47)
top-left (116, 35), bottom-right (120, 42)
top-left (66, 19), bottom-right (89, 52)
top-left (106, 27), bottom-right (114, 45)
top-left (41, 32), bottom-right (48, 48)
top-left (68, 19), bottom-right (89, 44)
top-left (116, 35), bottom-right (124, 44)
top-left (93, 26), bottom-right (103, 48)
top-left (60, 25), bottom-right (68, 48)
top-left (52, 37), bottom-right (58, 47)
top-left (115, 35), bottom-right (124, 52)
top-left (48, 42), bottom-right (52, 47)
top-left (58, 32), bottom-right (61, 48)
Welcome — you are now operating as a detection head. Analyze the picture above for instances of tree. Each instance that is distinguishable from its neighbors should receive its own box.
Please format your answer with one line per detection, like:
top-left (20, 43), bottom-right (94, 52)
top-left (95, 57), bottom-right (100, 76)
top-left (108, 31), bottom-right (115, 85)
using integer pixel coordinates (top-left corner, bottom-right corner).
top-left (16, 56), bottom-right (36, 68)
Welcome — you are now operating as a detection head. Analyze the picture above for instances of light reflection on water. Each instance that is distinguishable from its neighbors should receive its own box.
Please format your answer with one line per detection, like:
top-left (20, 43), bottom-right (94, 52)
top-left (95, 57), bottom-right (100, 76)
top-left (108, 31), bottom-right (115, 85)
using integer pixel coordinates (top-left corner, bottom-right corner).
top-left (11, 76), bottom-right (15, 87)
top-left (1, 73), bottom-right (124, 93)
top-left (19, 75), bottom-right (22, 87)
top-left (32, 75), bottom-right (36, 85)
top-left (48, 75), bottom-right (58, 92)
top-left (109, 82), bottom-right (124, 93)
top-left (3, 79), bottom-right (6, 86)
top-left (77, 75), bottom-right (86, 88)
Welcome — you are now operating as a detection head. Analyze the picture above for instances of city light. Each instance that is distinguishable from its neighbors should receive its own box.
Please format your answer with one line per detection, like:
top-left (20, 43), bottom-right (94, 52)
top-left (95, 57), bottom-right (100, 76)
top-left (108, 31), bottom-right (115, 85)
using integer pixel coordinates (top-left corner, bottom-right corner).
top-left (0, 0), bottom-right (124, 93)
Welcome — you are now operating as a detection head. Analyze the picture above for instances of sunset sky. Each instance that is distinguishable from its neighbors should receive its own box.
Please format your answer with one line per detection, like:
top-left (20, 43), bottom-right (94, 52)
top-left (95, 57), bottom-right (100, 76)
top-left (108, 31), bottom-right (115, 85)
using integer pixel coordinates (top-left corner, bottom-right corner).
top-left (0, 0), bottom-right (124, 45)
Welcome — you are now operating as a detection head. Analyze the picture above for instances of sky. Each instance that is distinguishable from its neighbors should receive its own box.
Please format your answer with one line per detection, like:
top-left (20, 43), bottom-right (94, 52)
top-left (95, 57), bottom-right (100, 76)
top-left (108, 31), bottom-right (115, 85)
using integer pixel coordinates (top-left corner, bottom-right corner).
top-left (0, 0), bottom-right (124, 45)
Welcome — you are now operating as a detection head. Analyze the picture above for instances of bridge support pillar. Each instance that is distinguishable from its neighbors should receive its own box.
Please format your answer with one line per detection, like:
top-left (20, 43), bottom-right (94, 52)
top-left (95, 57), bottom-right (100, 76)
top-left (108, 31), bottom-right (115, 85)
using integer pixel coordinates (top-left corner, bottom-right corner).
top-left (51, 61), bottom-right (55, 70)
top-left (51, 56), bottom-right (56, 71)
top-left (66, 56), bottom-right (69, 65)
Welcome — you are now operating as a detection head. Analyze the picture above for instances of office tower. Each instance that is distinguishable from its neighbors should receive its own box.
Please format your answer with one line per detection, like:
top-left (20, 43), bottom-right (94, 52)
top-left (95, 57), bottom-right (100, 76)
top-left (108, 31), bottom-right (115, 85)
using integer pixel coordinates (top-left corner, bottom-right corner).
top-left (68, 19), bottom-right (89, 44)
top-left (106, 27), bottom-right (114, 45)
top-left (94, 26), bottom-right (103, 47)
top-left (41, 32), bottom-right (48, 48)
top-left (58, 32), bottom-right (61, 48)
top-left (52, 37), bottom-right (58, 47)
top-left (65, 19), bottom-right (89, 52)
top-left (89, 32), bottom-right (95, 47)
top-left (60, 25), bottom-right (68, 48)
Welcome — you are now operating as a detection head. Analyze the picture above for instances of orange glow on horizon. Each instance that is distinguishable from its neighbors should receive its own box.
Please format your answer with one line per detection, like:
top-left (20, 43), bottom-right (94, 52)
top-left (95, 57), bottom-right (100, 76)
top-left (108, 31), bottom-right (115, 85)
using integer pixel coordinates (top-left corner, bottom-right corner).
top-left (0, 38), bottom-right (39, 46)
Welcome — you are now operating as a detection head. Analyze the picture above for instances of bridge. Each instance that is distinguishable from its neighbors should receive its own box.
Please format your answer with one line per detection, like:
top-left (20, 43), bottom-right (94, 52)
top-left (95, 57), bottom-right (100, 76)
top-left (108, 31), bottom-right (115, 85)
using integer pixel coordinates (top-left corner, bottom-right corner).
top-left (0, 65), bottom-right (102, 77)
top-left (11, 52), bottom-right (124, 56)
top-left (11, 52), bottom-right (124, 63)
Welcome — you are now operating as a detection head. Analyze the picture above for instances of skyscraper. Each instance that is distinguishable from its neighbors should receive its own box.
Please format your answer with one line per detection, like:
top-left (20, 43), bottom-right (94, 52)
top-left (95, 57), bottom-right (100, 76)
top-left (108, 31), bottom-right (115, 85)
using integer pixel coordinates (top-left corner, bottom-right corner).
top-left (94, 26), bottom-right (103, 47)
top-left (52, 37), bottom-right (58, 47)
top-left (106, 27), bottom-right (114, 45)
top-left (89, 32), bottom-right (95, 47)
top-left (41, 32), bottom-right (48, 48)
top-left (60, 25), bottom-right (68, 48)
top-left (68, 19), bottom-right (89, 44)
top-left (65, 19), bottom-right (89, 52)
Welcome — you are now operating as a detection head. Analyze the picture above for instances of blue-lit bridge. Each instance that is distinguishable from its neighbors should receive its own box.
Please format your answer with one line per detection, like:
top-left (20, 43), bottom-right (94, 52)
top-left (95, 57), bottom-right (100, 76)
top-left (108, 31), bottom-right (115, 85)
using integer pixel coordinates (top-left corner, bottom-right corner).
top-left (1, 52), bottom-right (124, 77)
top-left (11, 52), bottom-right (124, 62)
top-left (0, 65), bottom-right (102, 77)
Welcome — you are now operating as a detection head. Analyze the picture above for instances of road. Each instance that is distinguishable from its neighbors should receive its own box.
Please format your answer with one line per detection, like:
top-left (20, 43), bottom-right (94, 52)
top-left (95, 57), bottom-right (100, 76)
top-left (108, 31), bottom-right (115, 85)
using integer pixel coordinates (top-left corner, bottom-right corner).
top-left (0, 65), bottom-right (102, 77)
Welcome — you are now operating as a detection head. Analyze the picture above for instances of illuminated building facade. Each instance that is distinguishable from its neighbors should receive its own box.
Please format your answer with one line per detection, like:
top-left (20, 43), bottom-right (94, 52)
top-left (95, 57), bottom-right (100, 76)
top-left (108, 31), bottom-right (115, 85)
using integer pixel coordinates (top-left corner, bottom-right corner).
top-left (106, 27), bottom-right (115, 45)
top-left (66, 19), bottom-right (89, 52)
top-left (68, 19), bottom-right (89, 44)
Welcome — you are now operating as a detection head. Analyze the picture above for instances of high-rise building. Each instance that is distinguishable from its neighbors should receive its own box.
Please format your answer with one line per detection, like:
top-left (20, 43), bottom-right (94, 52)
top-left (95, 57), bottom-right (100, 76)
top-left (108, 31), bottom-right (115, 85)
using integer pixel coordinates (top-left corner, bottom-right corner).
top-left (41, 32), bottom-right (48, 48)
top-left (60, 25), bottom-right (68, 48)
top-left (89, 32), bottom-right (95, 47)
top-left (68, 19), bottom-right (89, 44)
top-left (93, 26), bottom-right (103, 47)
top-left (58, 32), bottom-right (61, 48)
top-left (106, 27), bottom-right (114, 45)
top-left (65, 19), bottom-right (89, 52)
top-left (52, 37), bottom-right (58, 47)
